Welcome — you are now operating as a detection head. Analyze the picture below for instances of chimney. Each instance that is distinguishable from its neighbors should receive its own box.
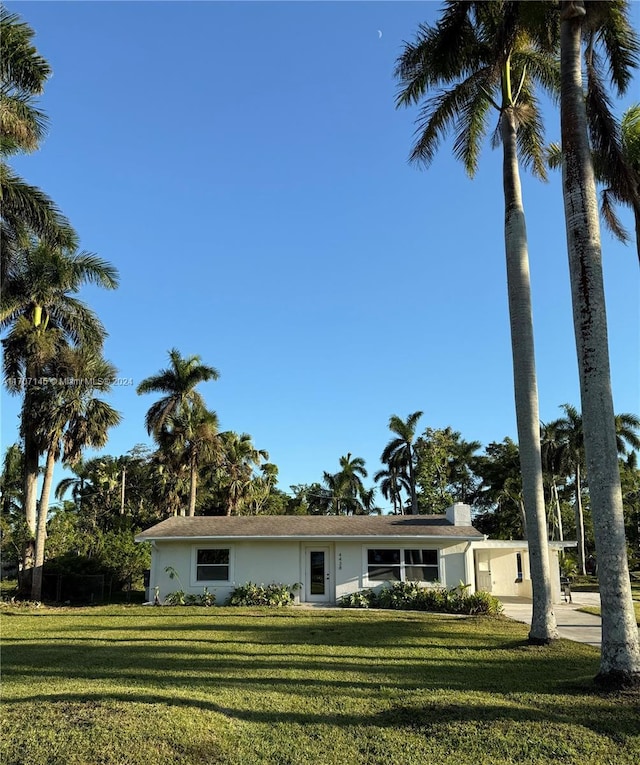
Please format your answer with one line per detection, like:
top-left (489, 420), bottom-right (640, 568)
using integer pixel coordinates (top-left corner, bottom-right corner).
top-left (445, 503), bottom-right (472, 526)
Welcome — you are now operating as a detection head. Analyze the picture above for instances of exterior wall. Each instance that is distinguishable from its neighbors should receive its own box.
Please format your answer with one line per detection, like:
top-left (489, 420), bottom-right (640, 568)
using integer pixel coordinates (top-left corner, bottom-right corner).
top-left (149, 538), bottom-right (480, 605)
top-left (333, 541), bottom-right (474, 601)
top-left (480, 548), bottom-right (532, 598)
top-left (150, 540), bottom-right (302, 604)
top-left (475, 546), bottom-right (565, 602)
top-left (334, 542), bottom-right (365, 600)
top-left (548, 548), bottom-right (562, 603)
top-left (439, 542), bottom-right (470, 588)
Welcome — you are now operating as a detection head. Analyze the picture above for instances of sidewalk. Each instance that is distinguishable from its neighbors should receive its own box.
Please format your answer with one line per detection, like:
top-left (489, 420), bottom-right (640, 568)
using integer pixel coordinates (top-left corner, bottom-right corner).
top-left (499, 592), bottom-right (602, 647)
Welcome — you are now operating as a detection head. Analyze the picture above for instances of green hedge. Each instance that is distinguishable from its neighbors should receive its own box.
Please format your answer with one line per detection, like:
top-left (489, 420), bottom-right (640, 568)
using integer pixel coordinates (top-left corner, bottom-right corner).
top-left (339, 582), bottom-right (503, 616)
top-left (226, 582), bottom-right (300, 607)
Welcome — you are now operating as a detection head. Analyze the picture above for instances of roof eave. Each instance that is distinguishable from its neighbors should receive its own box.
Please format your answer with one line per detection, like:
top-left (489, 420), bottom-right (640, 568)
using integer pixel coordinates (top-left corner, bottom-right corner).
top-left (135, 533), bottom-right (483, 543)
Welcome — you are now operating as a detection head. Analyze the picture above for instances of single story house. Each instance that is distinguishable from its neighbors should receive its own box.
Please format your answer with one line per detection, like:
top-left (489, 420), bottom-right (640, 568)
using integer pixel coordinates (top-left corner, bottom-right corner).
top-left (135, 503), bottom-right (575, 605)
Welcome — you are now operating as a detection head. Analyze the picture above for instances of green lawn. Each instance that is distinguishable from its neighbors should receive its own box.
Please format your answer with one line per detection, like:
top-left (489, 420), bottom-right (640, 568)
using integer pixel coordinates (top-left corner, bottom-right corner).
top-left (570, 577), bottom-right (640, 601)
top-left (578, 602), bottom-right (640, 626)
top-left (1, 605), bottom-right (639, 765)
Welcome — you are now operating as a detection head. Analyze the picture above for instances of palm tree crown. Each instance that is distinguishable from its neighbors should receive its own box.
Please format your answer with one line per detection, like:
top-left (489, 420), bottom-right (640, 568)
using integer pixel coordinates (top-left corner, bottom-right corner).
top-left (136, 348), bottom-right (219, 437)
top-left (381, 411), bottom-right (423, 515)
top-left (1, 8), bottom-right (76, 269)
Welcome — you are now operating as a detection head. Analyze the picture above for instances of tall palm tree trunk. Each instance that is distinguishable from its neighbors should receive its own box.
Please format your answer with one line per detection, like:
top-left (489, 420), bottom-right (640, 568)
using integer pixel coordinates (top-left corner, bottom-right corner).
top-left (408, 459), bottom-right (418, 515)
top-left (574, 462), bottom-right (586, 575)
top-left (560, 0), bottom-right (640, 684)
top-left (120, 464), bottom-right (126, 515)
top-left (501, 106), bottom-right (557, 643)
top-left (553, 481), bottom-right (564, 542)
top-left (20, 378), bottom-right (39, 593)
top-left (188, 453), bottom-right (197, 517)
top-left (31, 443), bottom-right (56, 601)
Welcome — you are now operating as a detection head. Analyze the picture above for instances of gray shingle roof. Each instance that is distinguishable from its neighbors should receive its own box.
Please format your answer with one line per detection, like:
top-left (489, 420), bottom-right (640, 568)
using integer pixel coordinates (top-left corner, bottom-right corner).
top-left (135, 515), bottom-right (484, 541)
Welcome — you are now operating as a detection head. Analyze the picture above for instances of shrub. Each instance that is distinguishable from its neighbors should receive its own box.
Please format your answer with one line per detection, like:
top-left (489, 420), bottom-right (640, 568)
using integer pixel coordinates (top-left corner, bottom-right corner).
top-left (165, 589), bottom-right (186, 606)
top-left (463, 591), bottom-right (503, 616)
top-left (339, 581), bottom-right (503, 616)
top-left (338, 589), bottom-right (377, 608)
top-left (164, 587), bottom-right (216, 607)
top-left (376, 581), bottom-right (421, 610)
top-left (226, 582), bottom-right (299, 607)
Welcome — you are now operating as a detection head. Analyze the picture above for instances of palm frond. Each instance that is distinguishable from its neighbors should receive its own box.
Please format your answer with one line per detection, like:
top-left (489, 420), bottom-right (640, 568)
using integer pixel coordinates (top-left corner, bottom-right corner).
top-left (621, 103), bottom-right (640, 167)
top-left (546, 142), bottom-right (562, 170)
top-left (590, 0), bottom-right (640, 96)
top-left (0, 93), bottom-right (48, 154)
top-left (600, 187), bottom-right (630, 243)
top-left (585, 45), bottom-right (638, 209)
top-left (452, 74), bottom-right (493, 176)
top-left (409, 72), bottom-right (495, 171)
top-left (0, 163), bottom-right (77, 248)
top-left (514, 88), bottom-right (548, 180)
top-left (0, 8), bottom-right (51, 95)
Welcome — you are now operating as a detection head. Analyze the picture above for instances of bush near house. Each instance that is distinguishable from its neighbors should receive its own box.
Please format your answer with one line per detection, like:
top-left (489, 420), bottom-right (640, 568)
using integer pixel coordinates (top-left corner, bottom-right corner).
top-left (339, 582), bottom-right (503, 616)
top-left (164, 587), bottom-right (215, 607)
top-left (226, 581), bottom-right (300, 607)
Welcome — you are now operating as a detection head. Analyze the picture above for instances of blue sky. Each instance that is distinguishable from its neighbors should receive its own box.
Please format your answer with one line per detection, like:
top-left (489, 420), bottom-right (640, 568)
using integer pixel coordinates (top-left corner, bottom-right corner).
top-left (2, 1), bottom-right (639, 511)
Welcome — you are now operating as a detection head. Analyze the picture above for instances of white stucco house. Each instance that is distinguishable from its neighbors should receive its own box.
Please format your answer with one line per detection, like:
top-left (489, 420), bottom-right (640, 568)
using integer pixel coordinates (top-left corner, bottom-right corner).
top-left (136, 503), bottom-right (575, 605)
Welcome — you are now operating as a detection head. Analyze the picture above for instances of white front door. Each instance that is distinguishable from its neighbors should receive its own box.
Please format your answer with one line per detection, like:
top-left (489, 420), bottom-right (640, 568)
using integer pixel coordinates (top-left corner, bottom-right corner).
top-left (305, 547), bottom-right (331, 602)
top-left (476, 551), bottom-right (492, 593)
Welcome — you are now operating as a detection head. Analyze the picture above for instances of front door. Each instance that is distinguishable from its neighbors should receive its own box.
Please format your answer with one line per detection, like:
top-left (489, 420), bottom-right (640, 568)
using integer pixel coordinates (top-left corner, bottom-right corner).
top-left (476, 551), bottom-right (492, 593)
top-left (305, 547), bottom-right (331, 602)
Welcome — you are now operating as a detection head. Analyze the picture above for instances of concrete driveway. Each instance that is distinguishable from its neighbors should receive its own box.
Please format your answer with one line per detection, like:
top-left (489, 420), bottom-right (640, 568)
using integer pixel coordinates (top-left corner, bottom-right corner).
top-left (499, 592), bottom-right (602, 647)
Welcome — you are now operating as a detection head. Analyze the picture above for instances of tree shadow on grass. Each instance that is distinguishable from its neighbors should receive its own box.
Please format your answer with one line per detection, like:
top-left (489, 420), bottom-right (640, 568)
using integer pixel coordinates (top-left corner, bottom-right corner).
top-left (6, 690), bottom-right (639, 746)
top-left (3, 630), bottom-right (601, 699)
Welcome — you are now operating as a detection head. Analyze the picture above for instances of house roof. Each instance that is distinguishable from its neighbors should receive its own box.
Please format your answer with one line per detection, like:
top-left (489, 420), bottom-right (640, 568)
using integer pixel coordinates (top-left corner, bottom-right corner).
top-left (135, 514), bottom-right (485, 542)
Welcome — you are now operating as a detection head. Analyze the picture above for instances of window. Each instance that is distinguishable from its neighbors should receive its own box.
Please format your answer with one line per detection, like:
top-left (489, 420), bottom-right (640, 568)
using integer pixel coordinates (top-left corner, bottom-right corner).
top-left (368, 549), bottom-right (401, 581)
top-left (516, 552), bottom-right (523, 582)
top-left (195, 548), bottom-right (230, 581)
top-left (367, 548), bottom-right (439, 583)
top-left (404, 549), bottom-right (439, 582)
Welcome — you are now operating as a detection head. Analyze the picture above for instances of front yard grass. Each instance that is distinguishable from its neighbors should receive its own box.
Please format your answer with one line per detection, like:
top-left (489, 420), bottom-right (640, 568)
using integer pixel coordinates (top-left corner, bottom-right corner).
top-left (1, 605), bottom-right (639, 765)
top-left (578, 601), bottom-right (640, 626)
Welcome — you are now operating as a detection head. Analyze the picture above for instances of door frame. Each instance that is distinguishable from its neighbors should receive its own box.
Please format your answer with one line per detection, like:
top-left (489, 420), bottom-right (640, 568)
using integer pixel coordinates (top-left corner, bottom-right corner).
top-left (304, 546), bottom-right (332, 603)
top-left (475, 550), bottom-right (493, 593)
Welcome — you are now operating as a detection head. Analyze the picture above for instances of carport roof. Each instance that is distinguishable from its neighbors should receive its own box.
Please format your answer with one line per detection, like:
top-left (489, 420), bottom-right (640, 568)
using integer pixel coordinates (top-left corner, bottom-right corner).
top-left (135, 515), bottom-right (485, 542)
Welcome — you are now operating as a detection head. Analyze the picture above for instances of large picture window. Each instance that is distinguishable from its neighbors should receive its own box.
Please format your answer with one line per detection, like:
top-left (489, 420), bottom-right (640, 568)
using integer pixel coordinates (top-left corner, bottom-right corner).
top-left (367, 548), bottom-right (439, 583)
top-left (404, 549), bottom-right (439, 582)
top-left (368, 549), bottom-right (401, 581)
top-left (195, 548), bottom-right (230, 581)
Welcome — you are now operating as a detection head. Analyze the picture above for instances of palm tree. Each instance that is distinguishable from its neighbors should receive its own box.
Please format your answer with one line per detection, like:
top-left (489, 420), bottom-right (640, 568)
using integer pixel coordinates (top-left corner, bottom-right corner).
top-left (0, 6), bottom-right (49, 154)
top-left (549, 405), bottom-right (640, 573)
top-left (323, 453), bottom-right (369, 515)
top-left (248, 463), bottom-right (279, 515)
top-left (374, 462), bottom-right (410, 515)
top-left (540, 420), bottom-right (569, 543)
top-left (0, 8), bottom-right (76, 277)
top-left (1, 242), bottom-right (118, 584)
top-left (559, 0), bottom-right (640, 684)
top-left (219, 432), bottom-right (268, 516)
top-left (136, 349), bottom-right (219, 437)
top-left (395, 2), bottom-right (558, 642)
top-left (159, 403), bottom-right (220, 517)
top-left (149, 449), bottom-right (187, 519)
top-left (30, 346), bottom-right (121, 600)
top-left (54, 459), bottom-right (91, 510)
top-left (547, 404), bottom-right (587, 573)
top-left (0, 444), bottom-right (23, 519)
top-left (381, 412), bottom-right (423, 515)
